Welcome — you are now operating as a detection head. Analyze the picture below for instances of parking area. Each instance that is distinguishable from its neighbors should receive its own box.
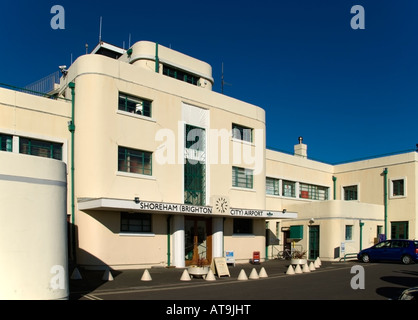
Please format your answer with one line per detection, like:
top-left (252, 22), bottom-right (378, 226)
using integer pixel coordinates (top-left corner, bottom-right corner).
top-left (69, 258), bottom-right (418, 301)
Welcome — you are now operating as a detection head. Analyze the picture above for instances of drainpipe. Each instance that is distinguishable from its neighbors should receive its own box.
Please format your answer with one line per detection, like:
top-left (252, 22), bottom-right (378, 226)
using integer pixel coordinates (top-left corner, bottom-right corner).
top-left (155, 42), bottom-right (159, 73)
top-left (167, 215), bottom-right (172, 267)
top-left (265, 221), bottom-right (269, 261)
top-left (359, 220), bottom-right (364, 251)
top-left (383, 168), bottom-right (388, 239)
top-left (68, 82), bottom-right (76, 263)
top-left (332, 176), bottom-right (337, 200)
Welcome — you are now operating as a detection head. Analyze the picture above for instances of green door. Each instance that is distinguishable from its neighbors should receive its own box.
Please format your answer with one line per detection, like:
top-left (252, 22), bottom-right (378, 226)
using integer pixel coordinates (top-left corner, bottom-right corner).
top-left (309, 226), bottom-right (320, 260)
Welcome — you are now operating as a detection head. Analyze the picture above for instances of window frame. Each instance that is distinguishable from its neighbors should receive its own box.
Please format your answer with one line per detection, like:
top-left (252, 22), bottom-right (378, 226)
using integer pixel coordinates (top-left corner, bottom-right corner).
top-left (299, 183), bottom-right (328, 200)
top-left (118, 146), bottom-right (152, 176)
top-left (118, 92), bottom-right (152, 118)
top-left (266, 177), bottom-right (280, 196)
top-left (232, 166), bottom-right (253, 189)
top-left (19, 137), bottom-right (62, 160)
top-left (282, 180), bottom-right (296, 198)
top-left (343, 185), bottom-right (358, 201)
top-left (233, 218), bottom-right (253, 235)
top-left (0, 134), bottom-right (13, 152)
top-left (345, 225), bottom-right (353, 241)
top-left (390, 177), bottom-right (406, 198)
top-left (120, 212), bottom-right (153, 234)
top-left (231, 123), bottom-right (253, 143)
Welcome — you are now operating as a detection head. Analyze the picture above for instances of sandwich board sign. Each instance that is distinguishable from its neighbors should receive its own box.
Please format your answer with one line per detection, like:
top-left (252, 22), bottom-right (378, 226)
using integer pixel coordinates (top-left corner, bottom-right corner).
top-left (211, 257), bottom-right (230, 278)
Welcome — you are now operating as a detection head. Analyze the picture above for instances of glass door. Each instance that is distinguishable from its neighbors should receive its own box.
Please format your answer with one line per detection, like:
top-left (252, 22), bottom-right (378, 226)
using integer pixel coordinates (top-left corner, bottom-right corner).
top-left (185, 217), bottom-right (212, 266)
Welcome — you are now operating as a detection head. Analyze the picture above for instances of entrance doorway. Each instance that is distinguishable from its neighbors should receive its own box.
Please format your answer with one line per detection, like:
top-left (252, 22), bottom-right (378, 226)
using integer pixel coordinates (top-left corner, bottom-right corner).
top-left (185, 217), bottom-right (212, 266)
top-left (309, 225), bottom-right (320, 260)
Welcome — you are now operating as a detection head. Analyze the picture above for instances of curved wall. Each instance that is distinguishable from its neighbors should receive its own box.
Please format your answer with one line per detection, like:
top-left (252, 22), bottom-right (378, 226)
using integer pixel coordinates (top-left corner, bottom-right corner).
top-left (0, 152), bottom-right (68, 300)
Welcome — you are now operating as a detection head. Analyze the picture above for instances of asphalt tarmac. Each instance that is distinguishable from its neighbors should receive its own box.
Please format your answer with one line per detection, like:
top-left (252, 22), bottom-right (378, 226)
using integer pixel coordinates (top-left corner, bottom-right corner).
top-left (69, 258), bottom-right (418, 301)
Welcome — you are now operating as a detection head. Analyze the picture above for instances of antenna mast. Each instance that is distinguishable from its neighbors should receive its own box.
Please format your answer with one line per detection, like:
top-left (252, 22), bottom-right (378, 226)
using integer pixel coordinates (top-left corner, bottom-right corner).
top-left (99, 16), bottom-right (103, 42)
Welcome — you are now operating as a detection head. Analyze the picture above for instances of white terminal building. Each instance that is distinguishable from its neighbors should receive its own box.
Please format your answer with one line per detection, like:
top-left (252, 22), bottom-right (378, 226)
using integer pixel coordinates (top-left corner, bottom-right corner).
top-left (0, 40), bottom-right (417, 297)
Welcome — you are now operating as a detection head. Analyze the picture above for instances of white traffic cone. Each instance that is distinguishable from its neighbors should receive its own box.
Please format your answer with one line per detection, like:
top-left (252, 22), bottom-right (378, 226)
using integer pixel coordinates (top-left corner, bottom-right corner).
top-left (309, 262), bottom-right (316, 271)
top-left (102, 268), bottom-right (114, 281)
top-left (237, 269), bottom-right (248, 280)
top-left (180, 269), bottom-right (191, 281)
top-left (294, 264), bottom-right (302, 274)
top-left (286, 265), bottom-right (295, 275)
top-left (249, 268), bottom-right (259, 280)
top-left (259, 267), bottom-right (268, 278)
top-left (71, 267), bottom-right (82, 280)
top-left (314, 259), bottom-right (320, 268)
top-left (316, 257), bottom-right (322, 266)
top-left (141, 269), bottom-right (152, 281)
top-left (302, 263), bottom-right (310, 273)
top-left (205, 269), bottom-right (216, 281)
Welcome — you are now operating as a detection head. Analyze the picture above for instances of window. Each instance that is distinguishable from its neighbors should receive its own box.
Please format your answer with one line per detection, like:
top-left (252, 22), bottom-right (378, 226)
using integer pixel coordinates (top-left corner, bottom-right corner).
top-left (163, 65), bottom-right (198, 85)
top-left (118, 146), bottom-right (152, 175)
top-left (344, 185), bottom-right (358, 200)
top-left (391, 221), bottom-right (408, 239)
top-left (232, 166), bottom-right (253, 189)
top-left (300, 183), bottom-right (328, 200)
top-left (391, 179), bottom-right (405, 197)
top-left (232, 123), bottom-right (252, 143)
top-left (0, 134), bottom-right (12, 152)
top-left (233, 218), bottom-right (253, 234)
top-left (345, 225), bottom-right (353, 240)
top-left (266, 177), bottom-right (280, 195)
top-left (120, 212), bottom-right (152, 233)
top-left (282, 180), bottom-right (296, 198)
top-left (118, 93), bottom-right (152, 117)
top-left (19, 137), bottom-right (62, 160)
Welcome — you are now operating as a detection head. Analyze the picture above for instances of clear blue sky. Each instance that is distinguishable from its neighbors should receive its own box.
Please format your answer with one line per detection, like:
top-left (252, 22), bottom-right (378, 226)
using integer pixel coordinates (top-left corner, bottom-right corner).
top-left (1, 0), bottom-right (417, 164)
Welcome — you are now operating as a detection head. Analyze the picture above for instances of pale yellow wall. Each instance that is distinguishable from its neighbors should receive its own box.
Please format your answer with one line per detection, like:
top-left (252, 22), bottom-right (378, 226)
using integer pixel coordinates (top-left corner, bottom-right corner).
top-left (334, 152), bottom-right (417, 238)
top-left (0, 152), bottom-right (68, 299)
top-left (223, 218), bottom-right (265, 263)
top-left (76, 211), bottom-right (169, 269)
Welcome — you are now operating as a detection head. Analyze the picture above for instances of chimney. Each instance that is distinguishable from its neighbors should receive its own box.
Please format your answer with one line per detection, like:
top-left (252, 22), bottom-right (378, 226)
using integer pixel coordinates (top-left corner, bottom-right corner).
top-left (294, 136), bottom-right (307, 158)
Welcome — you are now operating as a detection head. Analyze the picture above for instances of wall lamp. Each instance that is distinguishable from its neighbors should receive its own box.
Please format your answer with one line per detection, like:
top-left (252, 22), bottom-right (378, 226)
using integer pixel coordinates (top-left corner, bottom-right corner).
top-left (282, 209), bottom-right (287, 214)
top-left (134, 197), bottom-right (140, 204)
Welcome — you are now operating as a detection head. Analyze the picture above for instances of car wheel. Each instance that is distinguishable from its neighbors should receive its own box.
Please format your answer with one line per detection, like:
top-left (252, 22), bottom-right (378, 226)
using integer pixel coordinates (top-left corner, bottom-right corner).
top-left (401, 255), bottom-right (412, 265)
top-left (361, 254), bottom-right (370, 263)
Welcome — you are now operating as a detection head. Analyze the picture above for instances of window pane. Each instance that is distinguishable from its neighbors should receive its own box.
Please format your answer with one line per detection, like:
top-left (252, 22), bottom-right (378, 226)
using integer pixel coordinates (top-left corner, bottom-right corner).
top-left (233, 218), bottom-right (253, 234)
top-left (344, 185), bottom-right (358, 200)
top-left (282, 180), bottom-right (295, 197)
top-left (232, 124), bottom-right (252, 143)
top-left (118, 93), bottom-right (152, 117)
top-left (392, 180), bottom-right (404, 196)
top-left (120, 212), bottom-right (152, 233)
top-left (19, 137), bottom-right (62, 160)
top-left (0, 134), bottom-right (13, 152)
top-left (266, 178), bottom-right (279, 195)
top-left (118, 146), bottom-right (152, 175)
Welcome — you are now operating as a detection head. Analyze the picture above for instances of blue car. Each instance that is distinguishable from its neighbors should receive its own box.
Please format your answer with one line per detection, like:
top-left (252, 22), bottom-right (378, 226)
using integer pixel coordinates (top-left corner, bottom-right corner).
top-left (357, 239), bottom-right (418, 265)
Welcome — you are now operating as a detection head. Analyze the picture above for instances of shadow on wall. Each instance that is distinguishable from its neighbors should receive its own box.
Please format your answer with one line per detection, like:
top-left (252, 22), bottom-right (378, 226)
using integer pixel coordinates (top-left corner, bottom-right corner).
top-left (68, 223), bottom-right (122, 300)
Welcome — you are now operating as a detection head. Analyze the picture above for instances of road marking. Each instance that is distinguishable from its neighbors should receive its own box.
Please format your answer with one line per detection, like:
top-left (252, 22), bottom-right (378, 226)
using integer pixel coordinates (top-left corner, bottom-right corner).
top-left (83, 294), bottom-right (103, 300)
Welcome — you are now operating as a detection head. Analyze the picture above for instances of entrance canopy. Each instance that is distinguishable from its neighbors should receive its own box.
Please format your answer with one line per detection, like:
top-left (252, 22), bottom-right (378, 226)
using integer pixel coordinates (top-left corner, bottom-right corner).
top-left (78, 198), bottom-right (298, 219)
